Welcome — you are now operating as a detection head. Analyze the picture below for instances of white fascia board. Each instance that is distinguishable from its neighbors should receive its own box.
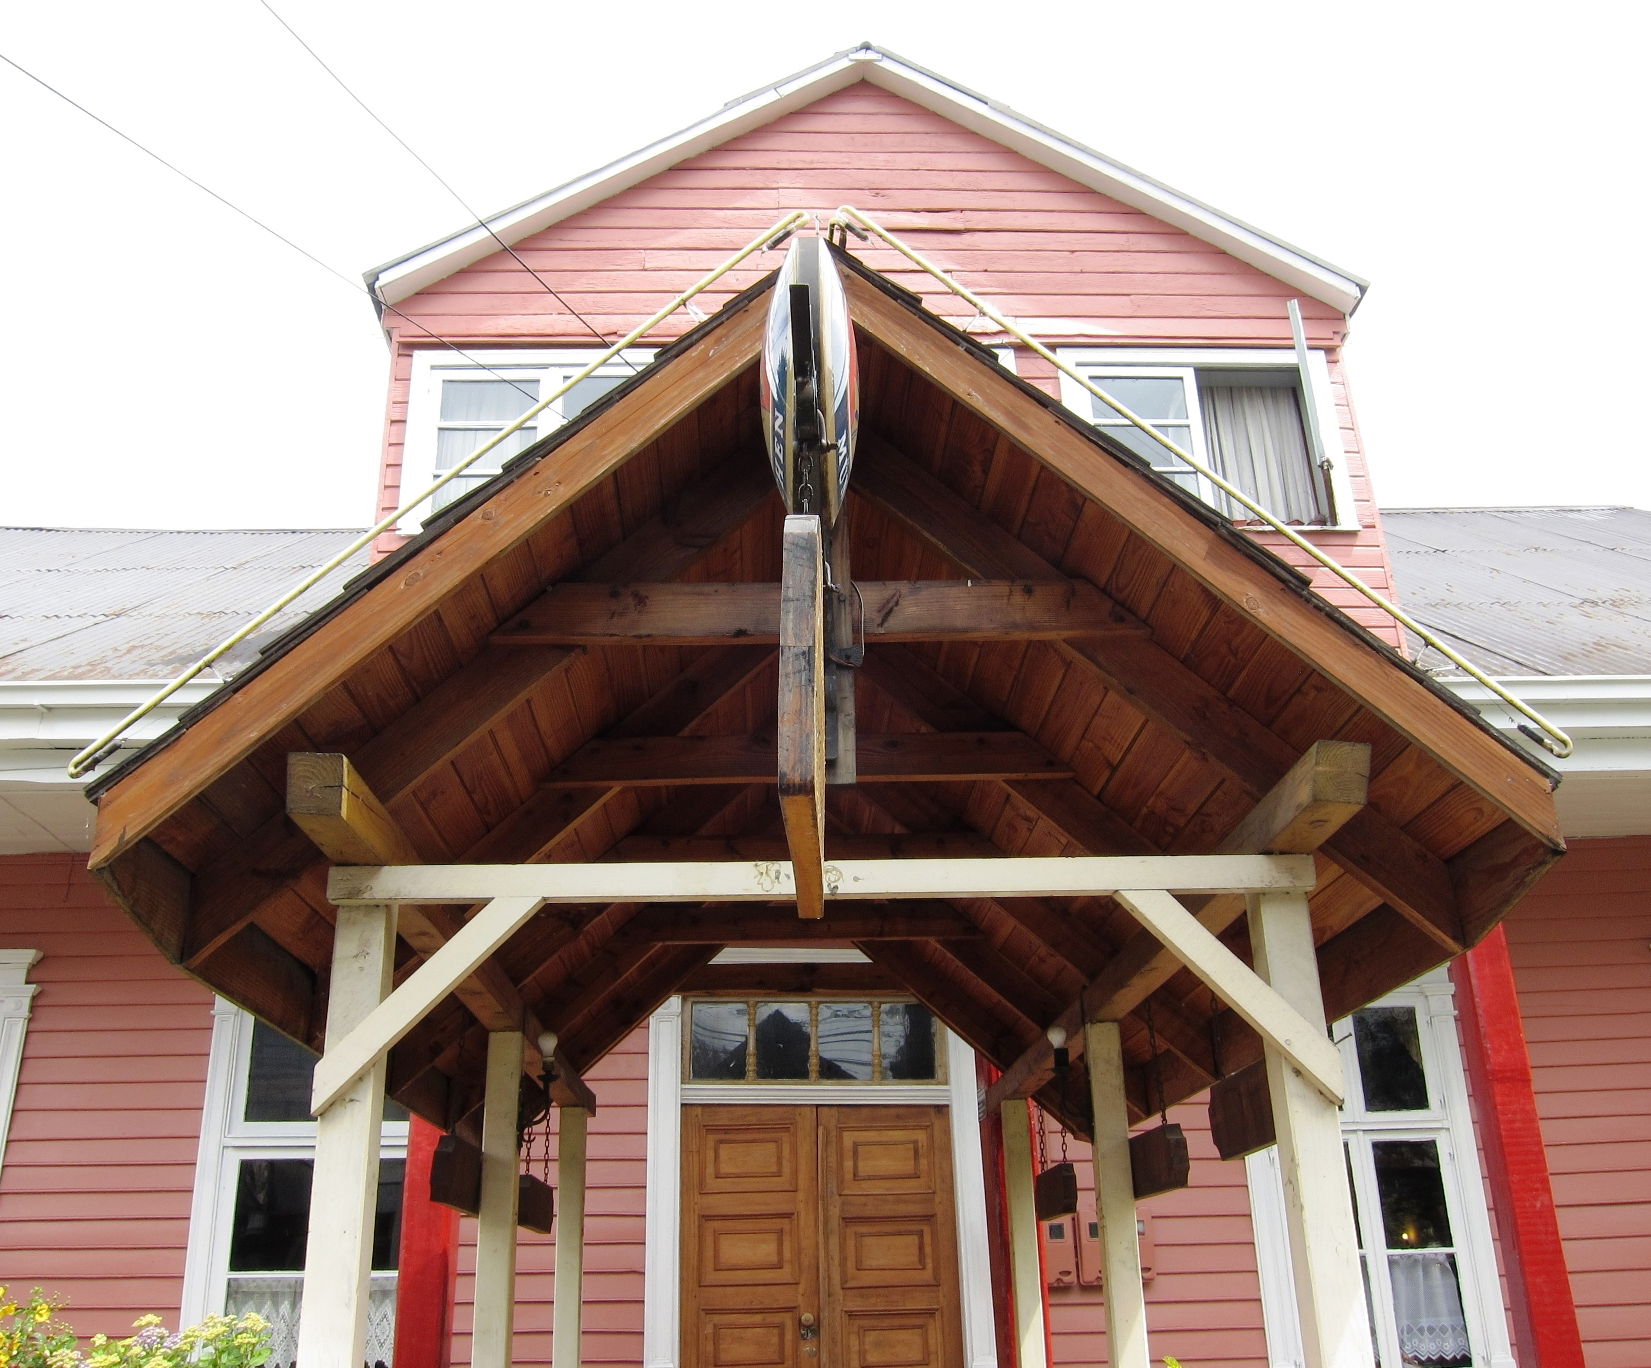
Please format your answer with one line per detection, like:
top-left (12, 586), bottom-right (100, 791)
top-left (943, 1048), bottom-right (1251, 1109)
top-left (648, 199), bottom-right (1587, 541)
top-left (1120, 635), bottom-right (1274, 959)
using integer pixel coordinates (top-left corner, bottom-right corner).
top-left (369, 46), bottom-right (1365, 315)
top-left (1441, 675), bottom-right (1651, 773)
top-left (0, 680), bottom-right (219, 749)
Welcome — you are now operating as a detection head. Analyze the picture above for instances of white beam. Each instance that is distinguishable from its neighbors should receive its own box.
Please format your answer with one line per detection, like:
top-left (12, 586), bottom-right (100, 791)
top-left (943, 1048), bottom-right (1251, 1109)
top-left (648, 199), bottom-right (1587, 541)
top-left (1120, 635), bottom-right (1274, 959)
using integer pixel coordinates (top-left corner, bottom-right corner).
top-left (1249, 890), bottom-right (1372, 1368)
top-left (1110, 889), bottom-right (1343, 1104)
top-left (296, 902), bottom-right (395, 1368)
top-left (1084, 1021), bottom-right (1151, 1368)
top-left (553, 1103), bottom-right (590, 1368)
top-left (999, 1099), bottom-right (1049, 1368)
top-left (328, 854), bottom-right (1316, 906)
top-left (310, 896), bottom-right (544, 1114)
top-left (473, 1029), bottom-right (524, 1368)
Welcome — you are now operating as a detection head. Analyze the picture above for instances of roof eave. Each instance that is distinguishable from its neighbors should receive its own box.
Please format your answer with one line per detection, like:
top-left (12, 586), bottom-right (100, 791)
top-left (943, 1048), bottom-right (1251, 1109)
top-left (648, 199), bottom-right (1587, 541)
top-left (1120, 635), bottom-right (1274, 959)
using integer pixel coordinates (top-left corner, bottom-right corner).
top-left (365, 44), bottom-right (1366, 315)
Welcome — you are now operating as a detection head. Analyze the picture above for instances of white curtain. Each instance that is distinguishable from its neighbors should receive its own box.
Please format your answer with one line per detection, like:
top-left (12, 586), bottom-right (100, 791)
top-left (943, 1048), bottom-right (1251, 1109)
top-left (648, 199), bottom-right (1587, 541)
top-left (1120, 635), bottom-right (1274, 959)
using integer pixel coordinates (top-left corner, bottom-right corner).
top-left (1201, 384), bottom-right (1328, 524)
top-left (1388, 1252), bottom-right (1472, 1364)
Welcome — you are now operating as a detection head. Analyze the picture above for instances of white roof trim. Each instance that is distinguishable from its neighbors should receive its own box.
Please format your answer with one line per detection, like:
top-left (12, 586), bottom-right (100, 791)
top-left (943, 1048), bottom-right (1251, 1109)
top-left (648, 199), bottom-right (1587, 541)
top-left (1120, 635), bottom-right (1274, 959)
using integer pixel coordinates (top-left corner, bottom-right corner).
top-left (367, 44), bottom-right (1366, 314)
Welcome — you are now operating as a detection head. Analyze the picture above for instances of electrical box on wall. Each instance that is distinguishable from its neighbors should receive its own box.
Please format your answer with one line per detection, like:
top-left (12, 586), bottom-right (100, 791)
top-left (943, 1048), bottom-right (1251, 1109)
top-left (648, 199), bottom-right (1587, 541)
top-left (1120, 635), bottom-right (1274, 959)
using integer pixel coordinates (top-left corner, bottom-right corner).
top-left (1073, 1213), bottom-right (1157, 1286)
top-left (1042, 1217), bottom-right (1077, 1287)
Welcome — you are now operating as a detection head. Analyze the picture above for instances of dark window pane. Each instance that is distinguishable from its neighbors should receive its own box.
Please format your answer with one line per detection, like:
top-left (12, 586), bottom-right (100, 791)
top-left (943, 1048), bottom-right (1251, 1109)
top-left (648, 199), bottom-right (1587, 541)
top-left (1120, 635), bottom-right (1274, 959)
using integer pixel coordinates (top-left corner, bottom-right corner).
top-left (689, 1001), bottom-right (748, 1080)
top-left (245, 1023), bottom-right (318, 1123)
top-left (1354, 1006), bottom-right (1429, 1111)
top-left (229, 1158), bottom-right (404, 1272)
top-left (818, 1003), bottom-right (873, 1081)
top-left (754, 1002), bottom-right (811, 1079)
top-left (1373, 1140), bottom-right (1454, 1249)
top-left (881, 1003), bottom-right (937, 1080)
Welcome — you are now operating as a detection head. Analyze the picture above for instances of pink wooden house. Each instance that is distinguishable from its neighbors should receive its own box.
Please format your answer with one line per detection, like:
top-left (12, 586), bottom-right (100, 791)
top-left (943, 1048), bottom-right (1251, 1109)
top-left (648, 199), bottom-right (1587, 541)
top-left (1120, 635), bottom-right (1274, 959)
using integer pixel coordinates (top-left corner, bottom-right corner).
top-left (1, 44), bottom-right (1645, 1368)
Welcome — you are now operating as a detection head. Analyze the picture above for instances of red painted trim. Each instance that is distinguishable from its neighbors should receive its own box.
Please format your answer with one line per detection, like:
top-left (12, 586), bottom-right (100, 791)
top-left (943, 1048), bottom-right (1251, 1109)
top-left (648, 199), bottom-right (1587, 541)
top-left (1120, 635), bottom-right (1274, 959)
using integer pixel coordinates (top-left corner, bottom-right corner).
top-left (1451, 929), bottom-right (1585, 1368)
top-left (394, 1116), bottom-right (459, 1367)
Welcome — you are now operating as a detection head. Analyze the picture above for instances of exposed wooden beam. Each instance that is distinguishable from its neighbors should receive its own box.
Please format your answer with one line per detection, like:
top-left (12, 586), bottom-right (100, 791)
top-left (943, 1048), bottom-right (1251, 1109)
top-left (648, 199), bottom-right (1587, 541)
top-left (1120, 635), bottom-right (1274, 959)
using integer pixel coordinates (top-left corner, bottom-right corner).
top-left (536, 732), bottom-right (1072, 786)
top-left (983, 739), bottom-right (1368, 1113)
top-left (779, 515), bottom-right (827, 919)
top-left (858, 443), bottom-right (1465, 950)
top-left (680, 962), bottom-right (899, 994)
top-left (605, 832), bottom-right (1003, 861)
top-left (91, 294), bottom-right (769, 869)
top-left (286, 752), bottom-right (594, 1112)
top-left (858, 940), bottom-right (1037, 1068)
top-left (621, 902), bottom-right (982, 942)
top-left (845, 271), bottom-right (1560, 847)
top-left (562, 945), bottom-right (721, 1074)
top-left (493, 578), bottom-right (1142, 646)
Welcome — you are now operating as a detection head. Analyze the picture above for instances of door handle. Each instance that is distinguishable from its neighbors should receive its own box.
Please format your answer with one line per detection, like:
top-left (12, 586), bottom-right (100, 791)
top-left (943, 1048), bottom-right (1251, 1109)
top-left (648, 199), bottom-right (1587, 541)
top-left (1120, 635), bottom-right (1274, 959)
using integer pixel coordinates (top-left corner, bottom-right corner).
top-left (799, 1311), bottom-right (819, 1342)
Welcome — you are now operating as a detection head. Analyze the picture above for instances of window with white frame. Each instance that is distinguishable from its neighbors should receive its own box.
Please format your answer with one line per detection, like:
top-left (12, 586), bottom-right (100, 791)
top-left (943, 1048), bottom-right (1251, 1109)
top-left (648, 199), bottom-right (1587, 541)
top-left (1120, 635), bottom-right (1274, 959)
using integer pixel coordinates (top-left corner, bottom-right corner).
top-left (183, 1003), bottom-right (407, 1368)
top-left (399, 348), bottom-right (653, 531)
top-left (0, 950), bottom-right (42, 1182)
top-left (1058, 348), bottom-right (1352, 527)
top-left (1247, 974), bottom-right (1515, 1368)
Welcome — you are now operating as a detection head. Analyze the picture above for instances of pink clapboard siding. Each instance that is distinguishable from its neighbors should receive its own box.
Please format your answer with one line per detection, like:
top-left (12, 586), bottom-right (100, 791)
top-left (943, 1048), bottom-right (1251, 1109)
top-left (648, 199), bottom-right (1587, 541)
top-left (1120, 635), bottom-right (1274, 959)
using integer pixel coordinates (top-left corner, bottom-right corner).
top-left (1502, 835), bottom-right (1651, 1368)
top-left (0, 852), bottom-right (213, 1337)
top-left (372, 81), bottom-right (1397, 643)
top-left (1042, 1105), bottom-right (1270, 1368)
top-left (447, 1026), bottom-right (649, 1367)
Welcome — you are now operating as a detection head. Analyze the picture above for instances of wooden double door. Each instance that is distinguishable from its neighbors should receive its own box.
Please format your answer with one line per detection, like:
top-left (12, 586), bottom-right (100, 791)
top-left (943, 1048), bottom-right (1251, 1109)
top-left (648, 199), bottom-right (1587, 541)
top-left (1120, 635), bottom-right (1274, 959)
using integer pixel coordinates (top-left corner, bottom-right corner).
top-left (682, 1103), bottom-right (964, 1368)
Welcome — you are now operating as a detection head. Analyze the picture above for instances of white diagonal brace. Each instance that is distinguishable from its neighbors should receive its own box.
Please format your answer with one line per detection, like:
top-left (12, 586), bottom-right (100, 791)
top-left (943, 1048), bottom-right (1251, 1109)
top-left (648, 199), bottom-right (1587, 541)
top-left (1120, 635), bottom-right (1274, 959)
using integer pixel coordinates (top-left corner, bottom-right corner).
top-left (311, 895), bottom-right (544, 1115)
top-left (1109, 888), bottom-right (1343, 1105)
top-left (327, 854), bottom-right (1316, 906)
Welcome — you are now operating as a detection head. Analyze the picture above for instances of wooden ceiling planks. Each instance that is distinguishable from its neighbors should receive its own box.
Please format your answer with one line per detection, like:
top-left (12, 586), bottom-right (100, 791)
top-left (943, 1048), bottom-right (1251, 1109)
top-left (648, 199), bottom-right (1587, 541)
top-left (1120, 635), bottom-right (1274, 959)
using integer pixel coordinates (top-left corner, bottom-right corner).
top-left (86, 258), bottom-right (1563, 1138)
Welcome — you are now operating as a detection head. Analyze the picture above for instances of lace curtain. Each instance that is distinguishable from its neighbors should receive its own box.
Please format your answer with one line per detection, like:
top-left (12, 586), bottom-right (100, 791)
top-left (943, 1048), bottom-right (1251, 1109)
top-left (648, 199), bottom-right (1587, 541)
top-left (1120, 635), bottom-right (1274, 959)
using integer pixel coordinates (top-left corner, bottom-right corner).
top-left (1389, 1251), bottom-right (1472, 1365)
top-left (225, 1272), bottom-right (397, 1368)
top-left (1201, 383), bottom-right (1328, 524)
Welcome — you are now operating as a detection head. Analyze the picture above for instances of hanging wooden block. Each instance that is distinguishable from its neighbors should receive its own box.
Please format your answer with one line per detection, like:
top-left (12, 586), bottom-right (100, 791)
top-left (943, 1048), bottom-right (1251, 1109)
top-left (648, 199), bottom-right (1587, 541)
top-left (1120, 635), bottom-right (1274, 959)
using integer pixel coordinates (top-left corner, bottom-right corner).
top-left (1033, 1161), bottom-right (1079, 1222)
top-left (1129, 1122), bottom-right (1190, 1199)
top-left (1209, 1060), bottom-right (1276, 1160)
top-left (429, 1133), bottom-right (483, 1216)
top-left (517, 1173), bottom-right (555, 1234)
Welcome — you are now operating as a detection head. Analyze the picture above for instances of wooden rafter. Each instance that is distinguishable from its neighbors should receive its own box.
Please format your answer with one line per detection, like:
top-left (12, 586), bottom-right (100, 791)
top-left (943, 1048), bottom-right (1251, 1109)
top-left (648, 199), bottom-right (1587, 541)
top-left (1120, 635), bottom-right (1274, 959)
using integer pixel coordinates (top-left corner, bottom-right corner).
top-left (778, 515), bottom-right (828, 919)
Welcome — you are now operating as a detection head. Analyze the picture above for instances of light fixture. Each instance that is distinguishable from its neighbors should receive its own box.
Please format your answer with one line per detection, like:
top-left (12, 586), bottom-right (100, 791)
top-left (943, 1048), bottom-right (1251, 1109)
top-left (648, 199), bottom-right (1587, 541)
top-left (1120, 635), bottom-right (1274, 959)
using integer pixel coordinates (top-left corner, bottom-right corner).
top-left (537, 1030), bottom-right (559, 1060)
top-left (1046, 1023), bottom-right (1069, 1072)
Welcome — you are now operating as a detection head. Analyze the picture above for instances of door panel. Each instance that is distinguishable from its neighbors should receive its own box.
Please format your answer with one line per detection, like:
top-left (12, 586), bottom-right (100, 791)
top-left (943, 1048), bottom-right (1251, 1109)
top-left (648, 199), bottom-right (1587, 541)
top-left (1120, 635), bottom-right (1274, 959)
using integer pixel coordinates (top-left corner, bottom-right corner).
top-left (683, 1103), bottom-right (961, 1368)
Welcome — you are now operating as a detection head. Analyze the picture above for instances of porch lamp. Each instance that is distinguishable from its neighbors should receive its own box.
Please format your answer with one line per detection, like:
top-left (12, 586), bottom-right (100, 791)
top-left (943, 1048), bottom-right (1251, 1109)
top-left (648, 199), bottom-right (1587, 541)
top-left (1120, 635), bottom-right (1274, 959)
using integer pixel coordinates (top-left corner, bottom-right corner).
top-left (537, 1030), bottom-right (559, 1082)
top-left (1047, 1023), bottom-right (1069, 1072)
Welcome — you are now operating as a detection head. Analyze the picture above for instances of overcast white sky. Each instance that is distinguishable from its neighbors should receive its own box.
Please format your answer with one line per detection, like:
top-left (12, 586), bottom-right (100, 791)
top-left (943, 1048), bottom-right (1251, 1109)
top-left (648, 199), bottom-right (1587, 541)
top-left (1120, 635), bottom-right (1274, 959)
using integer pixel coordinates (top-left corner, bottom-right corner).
top-left (3, 1), bottom-right (1646, 530)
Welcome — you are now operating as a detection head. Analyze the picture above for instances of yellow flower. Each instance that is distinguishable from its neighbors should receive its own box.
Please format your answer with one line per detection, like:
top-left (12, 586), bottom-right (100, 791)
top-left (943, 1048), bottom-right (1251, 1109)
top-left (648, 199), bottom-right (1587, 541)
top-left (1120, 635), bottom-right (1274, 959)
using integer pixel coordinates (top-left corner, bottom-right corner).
top-left (132, 1314), bottom-right (163, 1329)
top-left (32, 1304), bottom-right (50, 1323)
top-left (0, 1305), bottom-right (14, 1319)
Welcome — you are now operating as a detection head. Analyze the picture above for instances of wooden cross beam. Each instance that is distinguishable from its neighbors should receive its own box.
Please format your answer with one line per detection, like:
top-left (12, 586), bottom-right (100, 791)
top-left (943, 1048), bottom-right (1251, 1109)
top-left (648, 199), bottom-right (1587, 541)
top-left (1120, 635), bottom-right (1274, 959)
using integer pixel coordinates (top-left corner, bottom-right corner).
top-left (492, 579), bottom-right (1142, 646)
top-left (287, 752), bottom-right (595, 1115)
top-left (779, 514), bottom-right (828, 918)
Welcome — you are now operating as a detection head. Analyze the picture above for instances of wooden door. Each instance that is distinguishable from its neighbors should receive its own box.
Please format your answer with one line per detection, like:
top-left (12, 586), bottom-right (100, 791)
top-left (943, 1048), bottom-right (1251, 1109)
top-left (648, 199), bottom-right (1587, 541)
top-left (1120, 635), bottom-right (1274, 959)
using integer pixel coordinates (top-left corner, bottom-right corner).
top-left (682, 1104), bottom-right (962, 1368)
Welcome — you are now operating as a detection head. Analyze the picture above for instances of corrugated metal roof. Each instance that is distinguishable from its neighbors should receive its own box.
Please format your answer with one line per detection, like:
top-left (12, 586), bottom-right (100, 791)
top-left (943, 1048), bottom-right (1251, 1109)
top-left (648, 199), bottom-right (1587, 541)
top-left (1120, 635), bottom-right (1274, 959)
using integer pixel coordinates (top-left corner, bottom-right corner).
top-left (1386, 507), bottom-right (1651, 677)
top-left (0, 528), bottom-right (370, 681)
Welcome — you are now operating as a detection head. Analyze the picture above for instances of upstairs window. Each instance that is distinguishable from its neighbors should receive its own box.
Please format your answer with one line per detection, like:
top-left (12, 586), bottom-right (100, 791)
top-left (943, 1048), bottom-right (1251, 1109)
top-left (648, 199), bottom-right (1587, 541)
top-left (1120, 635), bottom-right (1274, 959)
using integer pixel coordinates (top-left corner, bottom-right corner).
top-left (399, 348), bottom-right (652, 531)
top-left (1059, 348), bottom-right (1353, 527)
top-left (686, 998), bottom-right (940, 1084)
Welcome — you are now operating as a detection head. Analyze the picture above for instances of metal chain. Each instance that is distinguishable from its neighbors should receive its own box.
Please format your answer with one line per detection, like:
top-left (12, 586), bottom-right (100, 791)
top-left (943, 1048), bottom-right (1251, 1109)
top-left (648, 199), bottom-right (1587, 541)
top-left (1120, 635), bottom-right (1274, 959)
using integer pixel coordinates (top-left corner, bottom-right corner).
top-left (1034, 1101), bottom-right (1049, 1172)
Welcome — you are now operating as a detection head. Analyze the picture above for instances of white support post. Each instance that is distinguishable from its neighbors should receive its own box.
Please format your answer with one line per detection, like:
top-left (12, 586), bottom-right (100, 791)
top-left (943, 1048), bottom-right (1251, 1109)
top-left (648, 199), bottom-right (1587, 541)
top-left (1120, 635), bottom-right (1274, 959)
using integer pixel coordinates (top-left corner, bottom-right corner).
top-left (999, 1099), bottom-right (1049, 1368)
top-left (473, 1029), bottom-right (525, 1368)
top-left (1083, 1020), bottom-right (1151, 1368)
top-left (1248, 889), bottom-right (1372, 1368)
top-left (296, 903), bottom-right (395, 1368)
top-left (553, 1103), bottom-right (589, 1368)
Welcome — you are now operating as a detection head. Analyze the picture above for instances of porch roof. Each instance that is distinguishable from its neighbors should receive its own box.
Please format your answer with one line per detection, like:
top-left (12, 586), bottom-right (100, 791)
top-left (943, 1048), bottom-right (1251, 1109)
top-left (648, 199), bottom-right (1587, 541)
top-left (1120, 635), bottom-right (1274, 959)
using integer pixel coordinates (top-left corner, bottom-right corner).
top-left (85, 253), bottom-right (1560, 1136)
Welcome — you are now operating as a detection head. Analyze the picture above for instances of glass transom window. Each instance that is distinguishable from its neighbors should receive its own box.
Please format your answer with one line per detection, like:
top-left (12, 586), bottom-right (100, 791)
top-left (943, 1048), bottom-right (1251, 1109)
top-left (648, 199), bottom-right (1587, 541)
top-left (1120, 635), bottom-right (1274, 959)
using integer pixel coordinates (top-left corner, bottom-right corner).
top-left (687, 999), bottom-right (939, 1084)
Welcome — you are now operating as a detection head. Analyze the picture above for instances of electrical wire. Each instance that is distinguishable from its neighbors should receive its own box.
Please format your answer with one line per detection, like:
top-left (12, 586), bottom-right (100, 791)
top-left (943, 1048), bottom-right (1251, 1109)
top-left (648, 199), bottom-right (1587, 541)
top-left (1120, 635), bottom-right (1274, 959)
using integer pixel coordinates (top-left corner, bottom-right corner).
top-left (0, 47), bottom-right (539, 400)
top-left (256, 0), bottom-right (639, 370)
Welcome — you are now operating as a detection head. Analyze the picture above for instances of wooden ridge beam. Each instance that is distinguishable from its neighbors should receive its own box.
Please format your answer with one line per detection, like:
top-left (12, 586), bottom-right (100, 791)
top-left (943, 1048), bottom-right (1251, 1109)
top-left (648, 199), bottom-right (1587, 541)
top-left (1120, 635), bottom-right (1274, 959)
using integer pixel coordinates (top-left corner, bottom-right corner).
top-left (91, 295), bottom-right (769, 869)
top-left (621, 901), bottom-right (982, 942)
top-left (858, 443), bottom-right (1466, 951)
top-left (537, 731), bottom-right (1072, 786)
top-left (845, 271), bottom-right (1560, 847)
top-left (493, 578), bottom-right (1142, 646)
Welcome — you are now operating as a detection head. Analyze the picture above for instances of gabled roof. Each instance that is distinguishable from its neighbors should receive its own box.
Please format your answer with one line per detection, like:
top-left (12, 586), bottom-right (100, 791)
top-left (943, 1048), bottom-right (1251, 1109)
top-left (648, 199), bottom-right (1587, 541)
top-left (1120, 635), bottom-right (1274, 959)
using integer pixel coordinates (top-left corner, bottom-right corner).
top-left (87, 253), bottom-right (1549, 1140)
top-left (366, 44), bottom-right (1366, 314)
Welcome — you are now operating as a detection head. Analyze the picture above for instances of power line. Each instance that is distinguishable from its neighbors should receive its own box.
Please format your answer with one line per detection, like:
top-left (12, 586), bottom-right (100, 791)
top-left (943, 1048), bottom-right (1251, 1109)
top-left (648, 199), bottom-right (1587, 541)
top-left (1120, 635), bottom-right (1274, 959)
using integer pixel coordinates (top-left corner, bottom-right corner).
top-left (257, 0), bottom-right (638, 370)
top-left (0, 47), bottom-right (541, 399)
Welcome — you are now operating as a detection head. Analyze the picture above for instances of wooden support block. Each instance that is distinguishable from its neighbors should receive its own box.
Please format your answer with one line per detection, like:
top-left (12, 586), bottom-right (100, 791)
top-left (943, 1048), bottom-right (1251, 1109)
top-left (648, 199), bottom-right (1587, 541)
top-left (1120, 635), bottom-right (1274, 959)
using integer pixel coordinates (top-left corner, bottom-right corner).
top-left (1208, 1061), bottom-right (1276, 1160)
top-left (1033, 1161), bottom-right (1079, 1221)
top-left (517, 1174), bottom-right (555, 1236)
top-left (429, 1133), bottom-right (483, 1215)
top-left (778, 514), bottom-right (827, 919)
top-left (825, 511), bottom-right (857, 785)
top-left (1128, 1123), bottom-right (1190, 1200)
